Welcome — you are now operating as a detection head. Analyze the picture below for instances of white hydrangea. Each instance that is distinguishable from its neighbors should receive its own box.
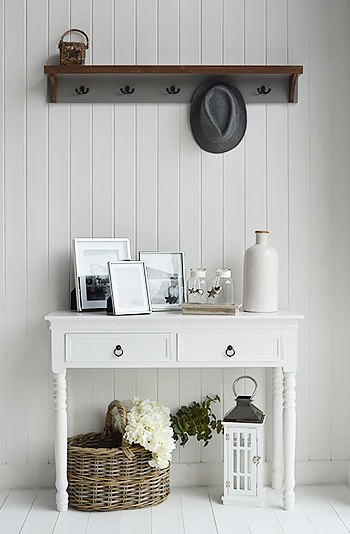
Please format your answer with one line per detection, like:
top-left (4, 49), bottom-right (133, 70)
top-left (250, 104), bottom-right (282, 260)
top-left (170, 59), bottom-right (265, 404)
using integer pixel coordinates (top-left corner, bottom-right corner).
top-left (121, 398), bottom-right (175, 469)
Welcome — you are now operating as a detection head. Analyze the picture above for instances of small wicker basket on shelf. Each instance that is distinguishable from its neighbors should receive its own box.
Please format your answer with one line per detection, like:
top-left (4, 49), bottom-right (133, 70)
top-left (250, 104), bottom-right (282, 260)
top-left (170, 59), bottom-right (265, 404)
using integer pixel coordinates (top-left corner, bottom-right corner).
top-left (58, 29), bottom-right (89, 65)
top-left (67, 400), bottom-right (170, 511)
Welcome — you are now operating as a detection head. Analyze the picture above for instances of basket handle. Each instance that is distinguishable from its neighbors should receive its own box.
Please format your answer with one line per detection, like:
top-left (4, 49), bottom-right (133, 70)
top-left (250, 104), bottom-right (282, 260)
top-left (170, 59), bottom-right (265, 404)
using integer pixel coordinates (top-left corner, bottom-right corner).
top-left (58, 28), bottom-right (89, 49)
top-left (102, 400), bottom-right (134, 460)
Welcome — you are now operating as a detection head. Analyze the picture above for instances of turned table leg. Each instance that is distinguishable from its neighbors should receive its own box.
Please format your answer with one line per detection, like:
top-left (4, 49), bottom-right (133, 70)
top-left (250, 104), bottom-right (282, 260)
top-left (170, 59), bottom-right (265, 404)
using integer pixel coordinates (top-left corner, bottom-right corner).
top-left (272, 367), bottom-right (283, 490)
top-left (54, 372), bottom-right (68, 512)
top-left (283, 371), bottom-right (296, 511)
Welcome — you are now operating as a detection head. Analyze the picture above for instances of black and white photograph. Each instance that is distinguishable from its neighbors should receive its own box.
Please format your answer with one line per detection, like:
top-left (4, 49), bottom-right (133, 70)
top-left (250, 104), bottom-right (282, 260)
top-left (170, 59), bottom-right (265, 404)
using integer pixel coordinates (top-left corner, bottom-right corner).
top-left (108, 261), bottom-right (151, 315)
top-left (139, 252), bottom-right (186, 310)
top-left (73, 238), bottom-right (131, 311)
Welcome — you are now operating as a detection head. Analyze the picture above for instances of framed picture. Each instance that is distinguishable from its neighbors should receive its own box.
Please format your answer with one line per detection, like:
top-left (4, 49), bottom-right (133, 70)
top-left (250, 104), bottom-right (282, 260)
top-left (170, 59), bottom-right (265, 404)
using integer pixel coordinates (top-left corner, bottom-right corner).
top-left (73, 238), bottom-right (131, 311)
top-left (108, 261), bottom-right (151, 315)
top-left (138, 251), bottom-right (186, 311)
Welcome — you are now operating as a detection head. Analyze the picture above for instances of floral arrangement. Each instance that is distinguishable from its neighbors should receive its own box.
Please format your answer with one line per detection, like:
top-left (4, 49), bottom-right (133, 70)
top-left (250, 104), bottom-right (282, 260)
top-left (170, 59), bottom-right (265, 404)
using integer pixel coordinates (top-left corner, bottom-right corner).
top-left (112, 398), bottom-right (175, 469)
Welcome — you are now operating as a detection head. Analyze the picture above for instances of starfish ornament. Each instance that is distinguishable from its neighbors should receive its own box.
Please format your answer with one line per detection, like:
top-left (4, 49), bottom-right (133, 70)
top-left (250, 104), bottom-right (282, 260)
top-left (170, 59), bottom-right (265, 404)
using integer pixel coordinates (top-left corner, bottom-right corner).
top-left (208, 288), bottom-right (217, 299)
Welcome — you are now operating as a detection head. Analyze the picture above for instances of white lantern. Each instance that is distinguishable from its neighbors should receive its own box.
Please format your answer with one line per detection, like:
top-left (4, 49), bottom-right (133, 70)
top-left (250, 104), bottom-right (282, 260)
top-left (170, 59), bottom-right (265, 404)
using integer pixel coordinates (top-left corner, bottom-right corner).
top-left (222, 376), bottom-right (265, 506)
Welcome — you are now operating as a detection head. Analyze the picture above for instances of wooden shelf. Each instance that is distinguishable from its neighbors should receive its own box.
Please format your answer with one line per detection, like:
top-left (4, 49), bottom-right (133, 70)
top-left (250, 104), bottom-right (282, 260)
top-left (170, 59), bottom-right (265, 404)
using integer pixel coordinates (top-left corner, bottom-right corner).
top-left (44, 64), bottom-right (303, 104)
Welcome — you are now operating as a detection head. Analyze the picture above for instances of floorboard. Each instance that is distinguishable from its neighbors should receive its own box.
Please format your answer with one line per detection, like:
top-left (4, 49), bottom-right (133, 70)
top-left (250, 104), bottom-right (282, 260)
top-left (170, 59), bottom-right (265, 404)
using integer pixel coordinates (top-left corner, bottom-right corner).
top-left (20, 489), bottom-right (59, 534)
top-left (208, 487), bottom-right (251, 534)
top-left (0, 489), bottom-right (37, 534)
top-left (1, 485), bottom-right (350, 533)
top-left (297, 485), bottom-right (350, 534)
top-left (180, 487), bottom-right (218, 534)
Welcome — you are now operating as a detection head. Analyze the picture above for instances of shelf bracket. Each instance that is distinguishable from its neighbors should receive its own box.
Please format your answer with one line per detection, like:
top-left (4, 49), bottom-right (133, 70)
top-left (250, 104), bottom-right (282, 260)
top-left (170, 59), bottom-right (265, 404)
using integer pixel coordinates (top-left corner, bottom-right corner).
top-left (49, 74), bottom-right (57, 103)
top-left (289, 74), bottom-right (298, 103)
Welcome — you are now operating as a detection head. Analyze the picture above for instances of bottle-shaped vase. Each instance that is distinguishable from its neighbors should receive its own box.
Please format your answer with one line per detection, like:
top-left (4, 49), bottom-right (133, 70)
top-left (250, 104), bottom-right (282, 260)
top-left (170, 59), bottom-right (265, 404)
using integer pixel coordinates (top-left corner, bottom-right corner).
top-left (243, 231), bottom-right (278, 312)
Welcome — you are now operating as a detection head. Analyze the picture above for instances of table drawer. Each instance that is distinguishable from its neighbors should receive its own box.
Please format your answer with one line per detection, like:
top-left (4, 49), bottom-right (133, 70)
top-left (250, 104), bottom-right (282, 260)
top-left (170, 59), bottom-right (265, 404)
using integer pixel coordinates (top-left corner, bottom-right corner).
top-left (66, 333), bottom-right (175, 364)
top-left (178, 333), bottom-right (279, 362)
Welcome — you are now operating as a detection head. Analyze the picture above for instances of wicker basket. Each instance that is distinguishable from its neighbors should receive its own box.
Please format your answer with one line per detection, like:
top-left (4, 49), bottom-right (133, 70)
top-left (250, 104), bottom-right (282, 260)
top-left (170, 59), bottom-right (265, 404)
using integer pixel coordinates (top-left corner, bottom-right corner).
top-left (58, 29), bottom-right (89, 65)
top-left (67, 400), bottom-right (170, 511)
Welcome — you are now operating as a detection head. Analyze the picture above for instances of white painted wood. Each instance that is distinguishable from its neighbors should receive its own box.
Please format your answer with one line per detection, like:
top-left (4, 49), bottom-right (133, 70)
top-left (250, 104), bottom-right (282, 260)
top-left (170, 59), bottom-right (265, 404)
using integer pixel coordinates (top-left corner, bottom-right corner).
top-left (135, 368), bottom-right (158, 401)
top-left (26, 0), bottom-right (50, 467)
top-left (4, 0), bottom-right (27, 466)
top-left (283, 372), bottom-right (296, 511)
top-left (157, 369), bottom-right (180, 462)
top-left (309, 0), bottom-right (332, 461)
top-left (158, 0), bottom-right (179, 65)
top-left (180, 486), bottom-right (218, 534)
top-left (158, 106), bottom-right (180, 251)
top-left (178, 333), bottom-right (279, 362)
top-left (119, 507), bottom-right (151, 534)
top-left (201, 0), bottom-right (223, 276)
top-left (243, 501), bottom-right (284, 534)
top-left (151, 487), bottom-right (184, 534)
top-left (179, 369), bottom-right (201, 463)
top-left (0, 489), bottom-right (37, 534)
top-left (297, 485), bottom-right (350, 534)
top-left (287, 0), bottom-right (311, 463)
top-left (329, 0), bottom-right (350, 461)
top-left (272, 367), bottom-right (283, 490)
top-left (136, 0), bottom-right (157, 65)
top-left (136, 105), bottom-right (158, 251)
top-left (201, 368), bottom-right (223, 463)
top-left (266, 0), bottom-right (289, 310)
top-left (320, 485), bottom-right (350, 531)
top-left (87, 509), bottom-right (121, 534)
top-left (53, 373), bottom-right (68, 512)
top-left (53, 507), bottom-right (90, 534)
top-left (0, 0), bottom-right (5, 467)
top-left (115, 0), bottom-right (136, 65)
top-left (179, 0), bottom-right (200, 65)
top-left (66, 333), bottom-right (175, 363)
top-left (267, 487), bottom-right (317, 534)
top-left (20, 489), bottom-right (58, 534)
top-left (209, 486), bottom-right (251, 534)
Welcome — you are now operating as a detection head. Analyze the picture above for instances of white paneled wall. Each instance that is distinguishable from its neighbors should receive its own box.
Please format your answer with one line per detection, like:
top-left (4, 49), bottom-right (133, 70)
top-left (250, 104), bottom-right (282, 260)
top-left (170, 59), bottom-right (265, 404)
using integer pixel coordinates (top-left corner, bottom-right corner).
top-left (0, 0), bottom-right (349, 486)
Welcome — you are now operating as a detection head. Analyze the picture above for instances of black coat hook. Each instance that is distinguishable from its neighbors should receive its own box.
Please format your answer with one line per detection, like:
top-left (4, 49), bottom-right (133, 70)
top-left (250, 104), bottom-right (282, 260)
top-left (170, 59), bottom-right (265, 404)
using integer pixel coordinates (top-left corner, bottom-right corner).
top-left (257, 85), bottom-right (271, 95)
top-left (166, 85), bottom-right (181, 95)
top-left (75, 86), bottom-right (89, 95)
top-left (120, 85), bottom-right (135, 95)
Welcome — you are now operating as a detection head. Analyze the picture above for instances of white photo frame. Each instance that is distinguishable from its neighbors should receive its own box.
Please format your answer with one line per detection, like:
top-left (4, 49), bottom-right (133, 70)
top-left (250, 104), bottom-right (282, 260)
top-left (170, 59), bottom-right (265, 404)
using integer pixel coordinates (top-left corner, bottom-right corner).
top-left (138, 251), bottom-right (186, 311)
top-left (73, 238), bottom-right (131, 311)
top-left (108, 261), bottom-right (151, 315)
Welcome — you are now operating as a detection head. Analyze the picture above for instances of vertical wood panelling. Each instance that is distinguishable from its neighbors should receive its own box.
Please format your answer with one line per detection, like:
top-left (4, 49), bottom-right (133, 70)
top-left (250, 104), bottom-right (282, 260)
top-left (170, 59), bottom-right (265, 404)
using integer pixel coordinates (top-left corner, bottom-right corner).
top-left (4, 0), bottom-right (27, 464)
top-left (266, 0), bottom-right (289, 309)
top-left (90, 0), bottom-right (115, 430)
top-left (223, 0), bottom-right (245, 303)
top-left (158, 369), bottom-right (180, 462)
top-left (330, 0), bottom-right (350, 460)
top-left (136, 0), bottom-right (158, 255)
top-left (68, 0), bottom-right (94, 438)
top-left (244, 1), bottom-right (267, 247)
top-left (179, 0), bottom-right (201, 275)
top-left (1, 0), bottom-right (348, 482)
top-left (201, 0), bottom-right (223, 275)
top-left (288, 0), bottom-right (311, 462)
top-left (158, 0), bottom-right (180, 252)
top-left (201, 369), bottom-right (223, 462)
top-left (179, 369), bottom-right (201, 462)
top-left (309, 0), bottom-right (332, 460)
top-left (0, 0), bottom-right (5, 464)
top-left (26, 0), bottom-right (50, 464)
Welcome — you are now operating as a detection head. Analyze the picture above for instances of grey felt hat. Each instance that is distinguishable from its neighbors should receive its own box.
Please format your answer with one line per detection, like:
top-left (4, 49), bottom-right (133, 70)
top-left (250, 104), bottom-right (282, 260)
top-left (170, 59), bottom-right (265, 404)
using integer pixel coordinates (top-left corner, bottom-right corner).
top-left (190, 82), bottom-right (247, 153)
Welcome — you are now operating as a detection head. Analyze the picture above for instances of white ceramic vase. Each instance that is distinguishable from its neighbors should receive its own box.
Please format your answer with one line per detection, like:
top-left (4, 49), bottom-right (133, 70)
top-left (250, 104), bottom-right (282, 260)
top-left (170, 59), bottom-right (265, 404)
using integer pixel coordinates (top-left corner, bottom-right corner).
top-left (243, 231), bottom-right (279, 312)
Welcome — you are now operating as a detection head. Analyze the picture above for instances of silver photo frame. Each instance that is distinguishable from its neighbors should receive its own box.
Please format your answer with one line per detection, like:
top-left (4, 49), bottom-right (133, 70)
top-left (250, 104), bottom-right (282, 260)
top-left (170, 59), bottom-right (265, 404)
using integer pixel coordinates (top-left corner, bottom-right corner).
top-left (108, 261), bottom-right (152, 316)
top-left (138, 251), bottom-right (186, 311)
top-left (73, 238), bottom-right (131, 311)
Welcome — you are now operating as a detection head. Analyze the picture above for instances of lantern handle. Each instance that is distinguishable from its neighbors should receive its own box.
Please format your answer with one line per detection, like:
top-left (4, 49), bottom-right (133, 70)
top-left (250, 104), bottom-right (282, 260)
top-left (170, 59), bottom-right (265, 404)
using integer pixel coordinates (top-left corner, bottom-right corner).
top-left (232, 375), bottom-right (258, 399)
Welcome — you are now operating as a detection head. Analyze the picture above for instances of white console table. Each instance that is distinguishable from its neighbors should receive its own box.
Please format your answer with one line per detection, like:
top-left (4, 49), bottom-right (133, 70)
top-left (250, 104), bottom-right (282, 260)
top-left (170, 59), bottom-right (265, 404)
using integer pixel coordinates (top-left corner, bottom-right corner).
top-left (45, 310), bottom-right (302, 512)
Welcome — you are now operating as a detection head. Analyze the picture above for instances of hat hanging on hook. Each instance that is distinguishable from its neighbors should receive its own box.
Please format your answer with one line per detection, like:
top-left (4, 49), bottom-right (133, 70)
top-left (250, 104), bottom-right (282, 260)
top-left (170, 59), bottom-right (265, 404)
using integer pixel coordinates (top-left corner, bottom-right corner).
top-left (190, 81), bottom-right (247, 154)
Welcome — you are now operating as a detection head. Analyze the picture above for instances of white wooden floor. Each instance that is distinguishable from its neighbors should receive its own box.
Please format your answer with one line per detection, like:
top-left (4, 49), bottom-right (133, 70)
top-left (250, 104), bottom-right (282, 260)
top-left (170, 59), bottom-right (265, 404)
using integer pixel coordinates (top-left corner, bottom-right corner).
top-left (1, 485), bottom-right (350, 534)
